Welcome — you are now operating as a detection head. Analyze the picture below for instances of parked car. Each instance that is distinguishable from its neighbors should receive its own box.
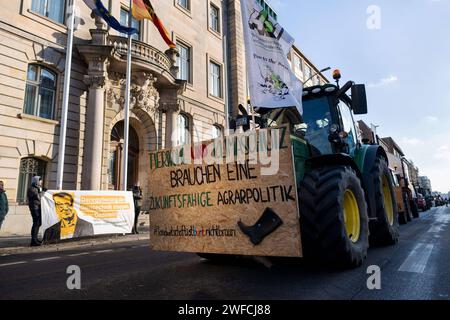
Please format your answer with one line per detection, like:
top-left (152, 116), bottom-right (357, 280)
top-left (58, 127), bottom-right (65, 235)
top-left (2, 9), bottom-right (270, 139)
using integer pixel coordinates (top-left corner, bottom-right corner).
top-left (417, 193), bottom-right (427, 211)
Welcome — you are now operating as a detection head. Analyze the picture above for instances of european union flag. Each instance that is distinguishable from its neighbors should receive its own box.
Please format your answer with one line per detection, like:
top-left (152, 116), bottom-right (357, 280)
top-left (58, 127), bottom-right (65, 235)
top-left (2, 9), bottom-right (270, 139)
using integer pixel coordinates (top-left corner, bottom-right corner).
top-left (83, 0), bottom-right (139, 36)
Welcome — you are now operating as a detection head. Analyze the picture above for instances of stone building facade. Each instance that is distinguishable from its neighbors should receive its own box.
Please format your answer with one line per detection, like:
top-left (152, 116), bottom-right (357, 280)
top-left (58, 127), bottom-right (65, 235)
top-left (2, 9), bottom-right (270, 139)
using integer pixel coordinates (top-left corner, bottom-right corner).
top-left (0, 0), bottom-right (326, 235)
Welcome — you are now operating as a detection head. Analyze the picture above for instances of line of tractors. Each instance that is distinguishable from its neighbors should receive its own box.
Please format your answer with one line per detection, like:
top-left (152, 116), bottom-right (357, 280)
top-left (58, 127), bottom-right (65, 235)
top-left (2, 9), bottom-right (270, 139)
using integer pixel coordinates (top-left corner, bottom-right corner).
top-left (387, 157), bottom-right (429, 225)
top-left (225, 70), bottom-right (434, 268)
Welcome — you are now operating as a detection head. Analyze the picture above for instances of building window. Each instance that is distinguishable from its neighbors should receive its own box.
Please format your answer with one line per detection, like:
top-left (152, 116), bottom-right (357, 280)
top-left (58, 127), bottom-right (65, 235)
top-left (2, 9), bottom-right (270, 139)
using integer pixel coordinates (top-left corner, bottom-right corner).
top-left (31, 0), bottom-right (66, 24)
top-left (209, 4), bottom-right (220, 34)
top-left (315, 76), bottom-right (321, 86)
top-left (24, 64), bottom-right (57, 120)
top-left (304, 65), bottom-right (312, 86)
top-left (292, 54), bottom-right (303, 80)
top-left (177, 0), bottom-right (190, 11)
top-left (256, 0), bottom-right (277, 21)
top-left (176, 114), bottom-right (190, 146)
top-left (17, 157), bottom-right (47, 204)
top-left (120, 8), bottom-right (140, 40)
top-left (212, 125), bottom-right (222, 139)
top-left (176, 42), bottom-right (192, 83)
top-left (209, 61), bottom-right (222, 98)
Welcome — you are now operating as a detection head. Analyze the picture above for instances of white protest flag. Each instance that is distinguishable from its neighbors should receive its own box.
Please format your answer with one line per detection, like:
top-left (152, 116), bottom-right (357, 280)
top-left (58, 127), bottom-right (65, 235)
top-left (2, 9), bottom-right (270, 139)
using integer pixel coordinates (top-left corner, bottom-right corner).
top-left (241, 0), bottom-right (303, 115)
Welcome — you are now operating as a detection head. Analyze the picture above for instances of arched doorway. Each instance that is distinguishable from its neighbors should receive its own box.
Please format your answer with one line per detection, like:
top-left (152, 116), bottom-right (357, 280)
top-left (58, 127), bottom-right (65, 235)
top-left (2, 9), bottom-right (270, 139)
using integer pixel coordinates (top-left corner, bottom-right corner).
top-left (108, 121), bottom-right (140, 190)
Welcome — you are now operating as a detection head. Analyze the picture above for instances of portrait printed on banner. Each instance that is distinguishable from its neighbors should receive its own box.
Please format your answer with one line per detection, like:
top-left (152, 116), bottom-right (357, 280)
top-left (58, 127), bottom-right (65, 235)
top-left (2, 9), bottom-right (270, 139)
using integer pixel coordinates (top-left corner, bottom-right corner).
top-left (43, 192), bottom-right (94, 242)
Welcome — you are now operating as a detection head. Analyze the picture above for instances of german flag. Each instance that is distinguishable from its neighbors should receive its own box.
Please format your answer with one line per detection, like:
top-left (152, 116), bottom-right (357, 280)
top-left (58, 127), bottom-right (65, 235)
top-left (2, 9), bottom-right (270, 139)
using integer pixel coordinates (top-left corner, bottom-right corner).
top-left (132, 0), bottom-right (176, 49)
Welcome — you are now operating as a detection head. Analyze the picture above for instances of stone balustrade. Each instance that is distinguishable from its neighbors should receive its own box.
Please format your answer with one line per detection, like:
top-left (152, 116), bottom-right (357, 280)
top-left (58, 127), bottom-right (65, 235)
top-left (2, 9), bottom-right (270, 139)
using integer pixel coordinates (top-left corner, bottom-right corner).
top-left (108, 35), bottom-right (173, 72)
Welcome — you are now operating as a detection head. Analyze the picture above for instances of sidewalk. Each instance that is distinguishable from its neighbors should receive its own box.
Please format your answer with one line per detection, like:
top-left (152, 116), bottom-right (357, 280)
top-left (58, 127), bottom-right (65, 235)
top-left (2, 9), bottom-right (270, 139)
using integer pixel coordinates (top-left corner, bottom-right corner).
top-left (0, 227), bottom-right (150, 255)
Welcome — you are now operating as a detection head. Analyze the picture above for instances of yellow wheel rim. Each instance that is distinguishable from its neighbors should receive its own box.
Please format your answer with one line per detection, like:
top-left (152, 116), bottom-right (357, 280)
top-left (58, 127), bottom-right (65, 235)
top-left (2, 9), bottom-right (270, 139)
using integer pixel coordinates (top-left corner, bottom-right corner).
top-left (343, 189), bottom-right (360, 243)
top-left (382, 175), bottom-right (394, 226)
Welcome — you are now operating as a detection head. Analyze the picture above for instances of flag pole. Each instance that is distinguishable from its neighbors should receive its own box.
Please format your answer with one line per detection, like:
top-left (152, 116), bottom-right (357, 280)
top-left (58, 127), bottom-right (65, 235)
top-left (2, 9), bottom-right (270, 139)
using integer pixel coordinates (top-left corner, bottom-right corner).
top-left (56, 0), bottom-right (76, 190)
top-left (121, 0), bottom-right (133, 191)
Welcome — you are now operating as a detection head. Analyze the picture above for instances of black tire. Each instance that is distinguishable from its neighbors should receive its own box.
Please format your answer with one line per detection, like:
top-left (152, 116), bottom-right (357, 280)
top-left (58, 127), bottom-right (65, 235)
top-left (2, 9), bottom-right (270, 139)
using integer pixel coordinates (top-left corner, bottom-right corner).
top-left (404, 193), bottom-right (413, 222)
top-left (398, 210), bottom-right (408, 225)
top-left (197, 253), bottom-right (236, 263)
top-left (411, 200), bottom-right (419, 219)
top-left (369, 158), bottom-right (400, 246)
top-left (298, 166), bottom-right (369, 268)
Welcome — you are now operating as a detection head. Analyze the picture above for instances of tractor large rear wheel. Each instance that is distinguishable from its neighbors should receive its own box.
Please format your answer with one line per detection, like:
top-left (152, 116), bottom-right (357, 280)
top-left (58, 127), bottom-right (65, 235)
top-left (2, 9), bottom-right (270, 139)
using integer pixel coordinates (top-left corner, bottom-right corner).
top-left (369, 158), bottom-right (400, 246)
top-left (298, 166), bottom-right (369, 268)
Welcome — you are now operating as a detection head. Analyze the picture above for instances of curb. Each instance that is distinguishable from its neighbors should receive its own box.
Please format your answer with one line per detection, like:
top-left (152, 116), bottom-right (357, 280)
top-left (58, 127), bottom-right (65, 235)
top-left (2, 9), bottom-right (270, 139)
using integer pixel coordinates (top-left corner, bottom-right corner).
top-left (0, 233), bottom-right (150, 255)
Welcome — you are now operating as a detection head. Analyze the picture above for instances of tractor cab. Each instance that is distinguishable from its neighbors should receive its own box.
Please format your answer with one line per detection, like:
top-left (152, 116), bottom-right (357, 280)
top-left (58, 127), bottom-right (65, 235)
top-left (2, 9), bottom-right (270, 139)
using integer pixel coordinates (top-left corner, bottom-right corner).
top-left (253, 78), bottom-right (368, 158)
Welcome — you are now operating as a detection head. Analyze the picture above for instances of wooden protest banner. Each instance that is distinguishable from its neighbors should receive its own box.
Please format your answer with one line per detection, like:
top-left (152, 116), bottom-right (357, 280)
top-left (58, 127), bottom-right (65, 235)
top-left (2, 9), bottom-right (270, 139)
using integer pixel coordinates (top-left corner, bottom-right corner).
top-left (149, 127), bottom-right (302, 257)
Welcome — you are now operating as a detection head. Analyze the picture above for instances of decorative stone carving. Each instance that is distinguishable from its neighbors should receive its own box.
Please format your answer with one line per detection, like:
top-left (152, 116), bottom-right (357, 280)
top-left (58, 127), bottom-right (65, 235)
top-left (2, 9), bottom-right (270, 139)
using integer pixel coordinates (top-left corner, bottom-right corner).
top-left (105, 72), bottom-right (159, 113)
top-left (130, 73), bottom-right (159, 113)
top-left (106, 72), bottom-right (125, 109)
top-left (106, 88), bottom-right (124, 110)
top-left (84, 74), bottom-right (107, 89)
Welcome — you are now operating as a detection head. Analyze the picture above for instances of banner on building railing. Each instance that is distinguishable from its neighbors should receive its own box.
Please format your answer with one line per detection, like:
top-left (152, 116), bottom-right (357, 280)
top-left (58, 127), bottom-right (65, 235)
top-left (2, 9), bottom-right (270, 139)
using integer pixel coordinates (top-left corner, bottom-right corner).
top-left (41, 191), bottom-right (135, 242)
top-left (241, 0), bottom-right (303, 114)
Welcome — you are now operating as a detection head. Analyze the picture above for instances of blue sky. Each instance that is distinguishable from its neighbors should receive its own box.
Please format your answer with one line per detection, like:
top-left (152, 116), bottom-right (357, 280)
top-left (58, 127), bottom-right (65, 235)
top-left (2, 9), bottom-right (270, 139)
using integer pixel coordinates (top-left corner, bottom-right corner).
top-left (268, 0), bottom-right (450, 192)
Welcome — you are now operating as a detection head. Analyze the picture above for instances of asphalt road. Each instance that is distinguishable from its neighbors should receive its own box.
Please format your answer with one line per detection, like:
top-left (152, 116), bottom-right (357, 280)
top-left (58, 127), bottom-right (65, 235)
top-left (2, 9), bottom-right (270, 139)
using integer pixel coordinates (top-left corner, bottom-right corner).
top-left (0, 206), bottom-right (449, 300)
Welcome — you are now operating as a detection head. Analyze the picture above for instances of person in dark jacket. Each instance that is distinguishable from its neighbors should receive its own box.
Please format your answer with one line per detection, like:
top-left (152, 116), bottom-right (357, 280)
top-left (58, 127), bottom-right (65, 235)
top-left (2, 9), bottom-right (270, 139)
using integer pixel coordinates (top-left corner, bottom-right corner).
top-left (27, 176), bottom-right (43, 246)
top-left (132, 185), bottom-right (143, 234)
top-left (0, 181), bottom-right (9, 230)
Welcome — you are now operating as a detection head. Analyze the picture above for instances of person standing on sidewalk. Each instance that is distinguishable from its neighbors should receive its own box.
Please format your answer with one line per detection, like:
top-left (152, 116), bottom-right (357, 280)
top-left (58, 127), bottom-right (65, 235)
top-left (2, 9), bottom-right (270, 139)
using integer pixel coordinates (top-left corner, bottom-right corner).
top-left (27, 176), bottom-right (43, 246)
top-left (0, 181), bottom-right (9, 230)
top-left (132, 184), bottom-right (143, 234)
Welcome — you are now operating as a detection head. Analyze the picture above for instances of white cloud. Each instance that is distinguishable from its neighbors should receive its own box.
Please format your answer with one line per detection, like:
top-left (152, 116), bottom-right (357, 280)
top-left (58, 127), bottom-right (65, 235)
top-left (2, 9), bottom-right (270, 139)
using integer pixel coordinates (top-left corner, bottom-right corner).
top-left (368, 75), bottom-right (398, 88)
top-left (399, 130), bottom-right (450, 192)
top-left (435, 145), bottom-right (450, 161)
top-left (425, 115), bottom-right (438, 122)
top-left (401, 137), bottom-right (424, 147)
top-left (268, 0), bottom-right (286, 11)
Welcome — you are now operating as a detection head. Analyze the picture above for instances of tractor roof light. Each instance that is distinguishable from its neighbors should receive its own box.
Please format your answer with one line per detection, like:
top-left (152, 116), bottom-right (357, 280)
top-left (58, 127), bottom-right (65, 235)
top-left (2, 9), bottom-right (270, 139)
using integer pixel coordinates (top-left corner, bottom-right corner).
top-left (302, 90), bottom-right (309, 96)
top-left (333, 69), bottom-right (342, 80)
top-left (312, 87), bottom-right (322, 94)
top-left (324, 85), bottom-right (337, 93)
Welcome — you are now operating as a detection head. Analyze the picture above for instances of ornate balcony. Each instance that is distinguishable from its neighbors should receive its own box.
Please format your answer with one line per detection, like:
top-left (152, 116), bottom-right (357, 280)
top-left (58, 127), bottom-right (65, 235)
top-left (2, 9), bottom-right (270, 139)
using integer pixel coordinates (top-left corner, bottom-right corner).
top-left (108, 35), bottom-right (174, 74)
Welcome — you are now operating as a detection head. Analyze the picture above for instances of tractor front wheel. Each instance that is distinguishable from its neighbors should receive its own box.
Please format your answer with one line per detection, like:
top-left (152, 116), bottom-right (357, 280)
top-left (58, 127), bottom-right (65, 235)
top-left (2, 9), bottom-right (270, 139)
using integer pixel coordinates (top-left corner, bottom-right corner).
top-left (298, 166), bottom-right (369, 268)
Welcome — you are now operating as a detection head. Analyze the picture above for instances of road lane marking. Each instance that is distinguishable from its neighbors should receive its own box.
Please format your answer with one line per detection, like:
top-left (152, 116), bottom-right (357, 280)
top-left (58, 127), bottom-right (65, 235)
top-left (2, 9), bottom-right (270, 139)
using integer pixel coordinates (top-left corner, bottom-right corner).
top-left (68, 252), bottom-right (91, 257)
top-left (398, 243), bottom-right (434, 274)
top-left (93, 249), bottom-right (114, 253)
top-left (428, 225), bottom-right (443, 233)
top-left (34, 257), bottom-right (61, 262)
top-left (0, 261), bottom-right (27, 267)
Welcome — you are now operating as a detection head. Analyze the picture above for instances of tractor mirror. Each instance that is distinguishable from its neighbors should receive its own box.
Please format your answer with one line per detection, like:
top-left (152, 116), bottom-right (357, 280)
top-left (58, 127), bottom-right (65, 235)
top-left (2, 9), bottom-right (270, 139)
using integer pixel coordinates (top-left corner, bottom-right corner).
top-left (351, 84), bottom-right (368, 115)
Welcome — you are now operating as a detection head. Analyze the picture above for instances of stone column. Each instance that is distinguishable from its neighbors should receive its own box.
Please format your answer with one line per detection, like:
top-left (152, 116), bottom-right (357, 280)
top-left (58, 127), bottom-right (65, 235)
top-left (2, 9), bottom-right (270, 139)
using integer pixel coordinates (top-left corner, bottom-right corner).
top-left (83, 74), bottom-right (107, 190)
top-left (227, 0), bottom-right (247, 119)
top-left (159, 86), bottom-right (184, 149)
top-left (77, 16), bottom-right (112, 190)
top-left (164, 106), bottom-right (179, 148)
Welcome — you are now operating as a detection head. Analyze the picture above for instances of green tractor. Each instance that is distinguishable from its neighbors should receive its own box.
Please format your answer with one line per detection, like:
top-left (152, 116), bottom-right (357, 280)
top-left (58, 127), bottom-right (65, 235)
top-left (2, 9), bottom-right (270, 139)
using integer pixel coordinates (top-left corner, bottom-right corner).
top-left (234, 74), bottom-right (399, 268)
